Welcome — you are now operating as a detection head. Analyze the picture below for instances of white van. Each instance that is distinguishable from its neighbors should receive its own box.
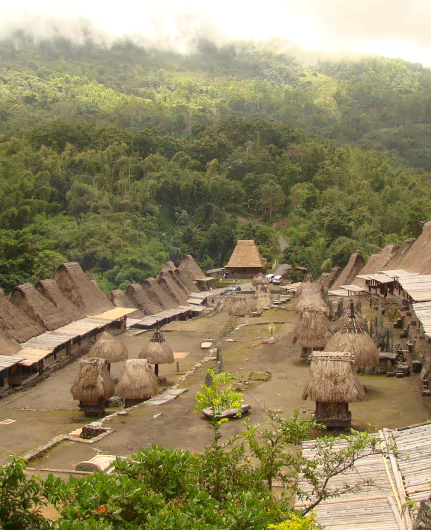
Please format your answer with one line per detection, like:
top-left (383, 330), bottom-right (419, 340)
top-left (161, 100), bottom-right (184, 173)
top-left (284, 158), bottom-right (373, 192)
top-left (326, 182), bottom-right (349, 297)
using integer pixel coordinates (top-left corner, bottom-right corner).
top-left (272, 275), bottom-right (282, 285)
top-left (266, 274), bottom-right (274, 282)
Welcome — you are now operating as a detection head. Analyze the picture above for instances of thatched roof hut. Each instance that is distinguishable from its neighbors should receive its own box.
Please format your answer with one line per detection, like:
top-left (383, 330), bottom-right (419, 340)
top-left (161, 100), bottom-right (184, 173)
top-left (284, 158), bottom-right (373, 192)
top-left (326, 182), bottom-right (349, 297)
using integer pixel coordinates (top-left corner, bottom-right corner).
top-left (320, 267), bottom-right (342, 290)
top-left (336, 309), bottom-right (365, 331)
top-left (88, 331), bottom-right (128, 368)
top-left (228, 295), bottom-right (249, 317)
top-left (107, 290), bottom-right (143, 319)
top-left (225, 240), bottom-right (265, 276)
top-left (53, 262), bottom-right (114, 316)
top-left (178, 255), bottom-right (212, 289)
top-left (139, 330), bottom-right (174, 376)
top-left (167, 270), bottom-right (190, 296)
top-left (9, 282), bottom-right (71, 331)
top-left (0, 294), bottom-right (44, 343)
top-left (116, 359), bottom-right (158, 406)
top-left (324, 317), bottom-right (379, 368)
top-left (175, 268), bottom-right (201, 293)
top-left (36, 279), bottom-right (86, 321)
top-left (125, 284), bottom-right (162, 315)
top-left (71, 358), bottom-right (115, 415)
top-left (293, 309), bottom-right (333, 349)
top-left (142, 279), bottom-right (178, 310)
top-left (0, 329), bottom-right (22, 356)
top-left (157, 272), bottom-right (188, 305)
top-left (303, 351), bottom-right (365, 403)
top-left (383, 238), bottom-right (416, 271)
top-left (332, 252), bottom-right (366, 290)
top-left (252, 273), bottom-right (270, 287)
top-left (391, 222), bottom-right (431, 274)
top-left (293, 291), bottom-right (328, 313)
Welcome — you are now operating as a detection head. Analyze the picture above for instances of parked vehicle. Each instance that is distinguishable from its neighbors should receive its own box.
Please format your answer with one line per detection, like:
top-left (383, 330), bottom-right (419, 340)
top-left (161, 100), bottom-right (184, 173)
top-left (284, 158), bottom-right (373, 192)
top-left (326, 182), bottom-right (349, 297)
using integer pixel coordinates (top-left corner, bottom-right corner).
top-left (222, 286), bottom-right (241, 295)
top-left (272, 275), bottom-right (282, 285)
top-left (266, 274), bottom-right (274, 282)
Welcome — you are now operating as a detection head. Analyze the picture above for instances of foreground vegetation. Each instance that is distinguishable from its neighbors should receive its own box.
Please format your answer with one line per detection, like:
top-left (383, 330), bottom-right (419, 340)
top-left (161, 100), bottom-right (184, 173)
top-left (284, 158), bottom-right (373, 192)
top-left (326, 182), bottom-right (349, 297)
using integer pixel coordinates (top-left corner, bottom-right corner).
top-left (1, 35), bottom-right (431, 290)
top-left (2, 371), bottom-right (379, 529)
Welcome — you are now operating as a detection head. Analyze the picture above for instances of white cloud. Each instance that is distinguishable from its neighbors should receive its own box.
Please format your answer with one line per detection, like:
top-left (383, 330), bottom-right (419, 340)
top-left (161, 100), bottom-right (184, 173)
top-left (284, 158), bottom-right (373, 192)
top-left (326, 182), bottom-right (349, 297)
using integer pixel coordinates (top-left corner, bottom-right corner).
top-left (1, 0), bottom-right (431, 65)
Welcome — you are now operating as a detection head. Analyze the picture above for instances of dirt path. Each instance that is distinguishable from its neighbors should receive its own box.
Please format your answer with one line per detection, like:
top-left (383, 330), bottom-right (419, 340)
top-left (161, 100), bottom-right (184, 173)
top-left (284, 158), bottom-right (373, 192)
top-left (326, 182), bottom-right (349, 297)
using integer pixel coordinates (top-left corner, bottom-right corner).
top-left (1, 301), bottom-right (430, 471)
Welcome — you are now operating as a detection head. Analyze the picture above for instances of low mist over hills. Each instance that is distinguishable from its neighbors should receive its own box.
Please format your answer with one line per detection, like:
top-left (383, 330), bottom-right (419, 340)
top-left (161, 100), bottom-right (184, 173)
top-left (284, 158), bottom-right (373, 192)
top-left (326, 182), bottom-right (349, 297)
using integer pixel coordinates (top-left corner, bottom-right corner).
top-left (1, 33), bottom-right (430, 291)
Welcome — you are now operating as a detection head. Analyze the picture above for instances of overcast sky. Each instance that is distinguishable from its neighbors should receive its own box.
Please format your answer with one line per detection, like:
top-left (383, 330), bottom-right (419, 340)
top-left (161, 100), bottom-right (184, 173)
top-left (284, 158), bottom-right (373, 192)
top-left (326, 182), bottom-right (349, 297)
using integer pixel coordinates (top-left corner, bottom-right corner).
top-left (1, 0), bottom-right (431, 65)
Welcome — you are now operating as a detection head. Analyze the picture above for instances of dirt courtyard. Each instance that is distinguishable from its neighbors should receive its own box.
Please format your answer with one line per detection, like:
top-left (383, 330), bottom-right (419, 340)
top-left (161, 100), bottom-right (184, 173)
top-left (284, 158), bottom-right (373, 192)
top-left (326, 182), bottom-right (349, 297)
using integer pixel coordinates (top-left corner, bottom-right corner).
top-left (0, 297), bottom-right (430, 472)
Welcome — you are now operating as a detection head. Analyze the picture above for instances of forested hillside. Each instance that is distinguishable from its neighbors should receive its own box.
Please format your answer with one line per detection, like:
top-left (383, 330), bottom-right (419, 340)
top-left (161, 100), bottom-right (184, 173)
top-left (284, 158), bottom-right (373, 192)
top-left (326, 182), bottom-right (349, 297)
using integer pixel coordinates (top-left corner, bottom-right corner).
top-left (1, 34), bottom-right (431, 291)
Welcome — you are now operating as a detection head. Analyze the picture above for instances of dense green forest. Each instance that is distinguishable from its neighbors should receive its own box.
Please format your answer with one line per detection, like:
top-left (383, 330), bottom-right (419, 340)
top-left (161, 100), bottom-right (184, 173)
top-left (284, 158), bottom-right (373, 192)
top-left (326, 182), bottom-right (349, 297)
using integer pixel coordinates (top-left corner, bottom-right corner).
top-left (1, 34), bottom-right (431, 291)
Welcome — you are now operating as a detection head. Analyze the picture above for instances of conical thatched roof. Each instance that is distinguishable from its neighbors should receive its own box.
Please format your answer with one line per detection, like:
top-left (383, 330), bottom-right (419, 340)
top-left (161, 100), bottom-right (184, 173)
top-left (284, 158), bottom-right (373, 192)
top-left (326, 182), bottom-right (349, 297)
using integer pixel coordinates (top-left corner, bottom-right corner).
top-left (116, 359), bottom-right (158, 401)
top-left (293, 291), bottom-right (327, 313)
top-left (293, 309), bottom-right (333, 349)
top-left (252, 273), bottom-right (270, 287)
top-left (303, 352), bottom-right (365, 403)
top-left (139, 330), bottom-right (174, 364)
top-left (336, 309), bottom-right (365, 331)
top-left (71, 358), bottom-right (115, 403)
top-left (228, 295), bottom-right (249, 317)
top-left (324, 318), bottom-right (379, 367)
top-left (88, 331), bottom-right (128, 363)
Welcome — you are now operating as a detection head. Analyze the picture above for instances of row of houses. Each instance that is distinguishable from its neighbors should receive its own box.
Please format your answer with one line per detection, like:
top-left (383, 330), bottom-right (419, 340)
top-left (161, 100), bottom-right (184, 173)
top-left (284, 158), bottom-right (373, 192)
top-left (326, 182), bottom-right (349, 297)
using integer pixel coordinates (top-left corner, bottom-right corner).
top-left (0, 255), bottom-right (212, 392)
top-left (322, 222), bottom-right (431, 345)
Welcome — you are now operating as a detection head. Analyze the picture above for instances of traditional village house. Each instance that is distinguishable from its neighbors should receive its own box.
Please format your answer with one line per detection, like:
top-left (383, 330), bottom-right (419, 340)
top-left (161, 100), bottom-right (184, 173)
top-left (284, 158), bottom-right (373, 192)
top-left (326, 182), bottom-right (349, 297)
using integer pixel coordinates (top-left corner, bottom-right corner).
top-left (116, 359), bottom-right (158, 407)
top-left (225, 240), bottom-right (266, 278)
top-left (303, 351), bottom-right (365, 429)
top-left (293, 309), bottom-right (334, 360)
top-left (88, 330), bottom-right (128, 372)
top-left (178, 255), bottom-right (214, 290)
top-left (324, 302), bottom-right (379, 369)
top-left (9, 282), bottom-right (71, 331)
top-left (53, 262), bottom-right (114, 315)
top-left (139, 329), bottom-right (174, 378)
top-left (228, 295), bottom-right (249, 317)
top-left (71, 357), bottom-right (115, 416)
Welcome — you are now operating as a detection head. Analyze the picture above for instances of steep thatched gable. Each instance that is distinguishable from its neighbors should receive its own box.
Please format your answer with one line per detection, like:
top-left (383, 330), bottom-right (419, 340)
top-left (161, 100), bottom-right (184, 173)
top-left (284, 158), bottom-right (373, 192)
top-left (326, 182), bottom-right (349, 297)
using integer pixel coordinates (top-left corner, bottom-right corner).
top-left (332, 252), bottom-right (366, 289)
top-left (10, 282), bottom-right (71, 331)
top-left (157, 272), bottom-right (188, 305)
top-left (36, 279), bottom-right (86, 321)
top-left (53, 262), bottom-right (114, 315)
top-left (0, 329), bottom-right (22, 356)
top-left (226, 240), bottom-right (265, 269)
top-left (142, 279), bottom-right (178, 310)
top-left (178, 255), bottom-right (211, 285)
top-left (107, 290), bottom-right (144, 319)
top-left (125, 284), bottom-right (162, 315)
top-left (0, 295), bottom-right (44, 343)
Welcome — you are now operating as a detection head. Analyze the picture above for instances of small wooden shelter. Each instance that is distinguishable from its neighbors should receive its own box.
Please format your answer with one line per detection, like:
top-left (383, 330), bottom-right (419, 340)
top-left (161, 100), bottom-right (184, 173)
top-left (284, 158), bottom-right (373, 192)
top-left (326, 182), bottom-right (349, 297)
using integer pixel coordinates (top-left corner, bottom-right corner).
top-left (252, 273), bottom-right (270, 288)
top-left (139, 329), bottom-right (174, 377)
top-left (324, 303), bottom-right (379, 368)
top-left (293, 290), bottom-right (328, 314)
top-left (116, 359), bottom-right (158, 407)
top-left (71, 357), bottom-right (115, 416)
top-left (303, 352), bottom-right (365, 429)
top-left (293, 309), bottom-right (334, 360)
top-left (88, 331), bottom-right (128, 372)
top-left (228, 295), bottom-right (249, 317)
top-left (225, 240), bottom-right (266, 277)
